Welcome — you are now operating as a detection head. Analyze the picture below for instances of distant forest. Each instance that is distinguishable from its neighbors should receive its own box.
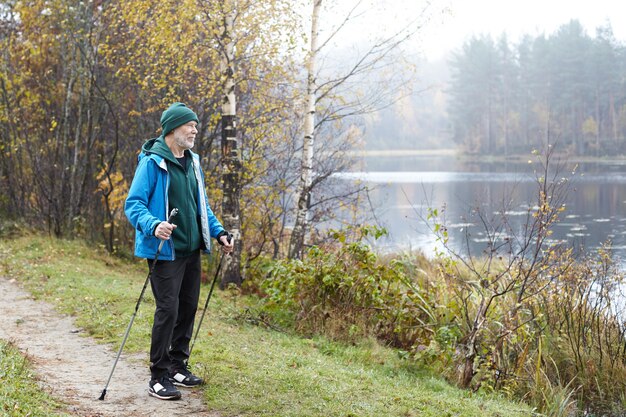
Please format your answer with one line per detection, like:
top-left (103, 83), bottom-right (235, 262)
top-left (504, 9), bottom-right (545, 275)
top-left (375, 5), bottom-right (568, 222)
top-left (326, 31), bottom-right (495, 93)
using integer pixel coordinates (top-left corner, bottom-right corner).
top-left (449, 19), bottom-right (626, 156)
top-left (366, 19), bottom-right (626, 156)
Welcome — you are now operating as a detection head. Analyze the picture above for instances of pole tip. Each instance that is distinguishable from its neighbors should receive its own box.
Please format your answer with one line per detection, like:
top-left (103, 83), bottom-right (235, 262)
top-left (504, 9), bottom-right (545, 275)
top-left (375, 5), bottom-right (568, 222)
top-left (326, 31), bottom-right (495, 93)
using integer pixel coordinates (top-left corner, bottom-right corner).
top-left (98, 389), bottom-right (107, 400)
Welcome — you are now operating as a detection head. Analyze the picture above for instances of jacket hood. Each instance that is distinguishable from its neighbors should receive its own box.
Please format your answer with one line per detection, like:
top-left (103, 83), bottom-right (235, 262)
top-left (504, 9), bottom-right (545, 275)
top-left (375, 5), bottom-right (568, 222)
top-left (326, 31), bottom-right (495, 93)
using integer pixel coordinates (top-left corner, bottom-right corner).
top-left (141, 136), bottom-right (178, 165)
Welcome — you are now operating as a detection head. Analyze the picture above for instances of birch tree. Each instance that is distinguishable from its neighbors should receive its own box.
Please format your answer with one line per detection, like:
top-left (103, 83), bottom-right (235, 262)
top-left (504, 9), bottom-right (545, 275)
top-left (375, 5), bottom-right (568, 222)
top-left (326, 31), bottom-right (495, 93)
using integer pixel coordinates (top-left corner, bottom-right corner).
top-left (217, 0), bottom-right (242, 287)
top-left (288, 0), bottom-right (428, 258)
top-left (288, 0), bottom-right (321, 259)
top-left (195, 0), bottom-right (303, 276)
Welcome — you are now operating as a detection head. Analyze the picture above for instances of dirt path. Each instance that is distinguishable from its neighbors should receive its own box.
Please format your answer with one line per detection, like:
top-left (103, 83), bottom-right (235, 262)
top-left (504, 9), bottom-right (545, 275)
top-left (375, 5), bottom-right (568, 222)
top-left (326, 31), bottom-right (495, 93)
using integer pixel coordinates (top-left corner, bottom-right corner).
top-left (0, 277), bottom-right (221, 417)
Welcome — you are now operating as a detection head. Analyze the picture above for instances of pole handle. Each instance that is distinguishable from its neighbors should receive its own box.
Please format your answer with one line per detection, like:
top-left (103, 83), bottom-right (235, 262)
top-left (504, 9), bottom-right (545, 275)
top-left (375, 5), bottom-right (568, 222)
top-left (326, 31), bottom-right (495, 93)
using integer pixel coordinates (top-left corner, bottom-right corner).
top-left (157, 208), bottom-right (178, 252)
top-left (167, 208), bottom-right (179, 224)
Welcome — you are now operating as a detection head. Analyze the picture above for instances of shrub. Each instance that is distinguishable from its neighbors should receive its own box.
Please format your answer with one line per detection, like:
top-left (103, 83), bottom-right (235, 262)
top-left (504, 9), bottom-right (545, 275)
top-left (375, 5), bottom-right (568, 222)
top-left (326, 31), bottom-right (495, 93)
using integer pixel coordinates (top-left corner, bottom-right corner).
top-left (257, 226), bottom-right (438, 347)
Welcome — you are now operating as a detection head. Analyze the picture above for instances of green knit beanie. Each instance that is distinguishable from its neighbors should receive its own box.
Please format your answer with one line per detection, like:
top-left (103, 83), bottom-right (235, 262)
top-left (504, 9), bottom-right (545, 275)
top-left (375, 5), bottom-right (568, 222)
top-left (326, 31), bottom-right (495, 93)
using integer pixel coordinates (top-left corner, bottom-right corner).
top-left (160, 102), bottom-right (199, 137)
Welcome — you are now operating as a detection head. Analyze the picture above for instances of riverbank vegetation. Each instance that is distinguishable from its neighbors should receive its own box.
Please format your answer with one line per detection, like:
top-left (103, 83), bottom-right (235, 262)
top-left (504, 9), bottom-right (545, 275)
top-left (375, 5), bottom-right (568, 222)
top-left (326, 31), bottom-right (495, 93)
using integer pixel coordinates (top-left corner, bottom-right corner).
top-left (242, 234), bottom-right (626, 415)
top-left (243, 233), bottom-right (626, 416)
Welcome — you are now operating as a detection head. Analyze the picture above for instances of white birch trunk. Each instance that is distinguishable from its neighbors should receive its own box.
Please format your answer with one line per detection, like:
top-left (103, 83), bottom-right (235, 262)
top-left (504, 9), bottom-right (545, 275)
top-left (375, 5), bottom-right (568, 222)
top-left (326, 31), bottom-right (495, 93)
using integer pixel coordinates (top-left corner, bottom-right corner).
top-left (288, 0), bottom-right (321, 259)
top-left (220, 2), bottom-right (243, 286)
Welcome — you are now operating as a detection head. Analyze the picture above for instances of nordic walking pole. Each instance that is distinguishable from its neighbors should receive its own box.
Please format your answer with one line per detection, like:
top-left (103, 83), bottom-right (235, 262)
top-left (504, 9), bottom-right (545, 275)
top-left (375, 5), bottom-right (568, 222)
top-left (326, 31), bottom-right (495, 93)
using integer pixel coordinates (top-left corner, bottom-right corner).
top-left (98, 208), bottom-right (178, 401)
top-left (189, 233), bottom-right (232, 358)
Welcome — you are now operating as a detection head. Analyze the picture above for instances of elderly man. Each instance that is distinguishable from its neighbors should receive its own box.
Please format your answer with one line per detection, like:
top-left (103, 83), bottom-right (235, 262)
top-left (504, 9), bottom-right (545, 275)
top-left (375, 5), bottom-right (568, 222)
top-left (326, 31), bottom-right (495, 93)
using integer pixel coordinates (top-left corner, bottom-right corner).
top-left (125, 102), bottom-right (233, 400)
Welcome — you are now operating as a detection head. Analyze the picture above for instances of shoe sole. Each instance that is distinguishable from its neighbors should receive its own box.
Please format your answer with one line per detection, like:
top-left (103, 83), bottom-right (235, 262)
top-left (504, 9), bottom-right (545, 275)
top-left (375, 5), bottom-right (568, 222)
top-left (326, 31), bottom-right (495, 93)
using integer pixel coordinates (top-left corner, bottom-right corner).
top-left (148, 390), bottom-right (182, 400)
top-left (171, 380), bottom-right (203, 388)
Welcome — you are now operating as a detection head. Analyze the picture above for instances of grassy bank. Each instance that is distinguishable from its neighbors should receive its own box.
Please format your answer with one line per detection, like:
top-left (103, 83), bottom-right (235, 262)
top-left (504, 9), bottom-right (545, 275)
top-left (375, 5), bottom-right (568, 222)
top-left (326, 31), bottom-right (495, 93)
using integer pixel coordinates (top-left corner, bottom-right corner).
top-left (0, 340), bottom-right (68, 416)
top-left (0, 234), bottom-right (534, 417)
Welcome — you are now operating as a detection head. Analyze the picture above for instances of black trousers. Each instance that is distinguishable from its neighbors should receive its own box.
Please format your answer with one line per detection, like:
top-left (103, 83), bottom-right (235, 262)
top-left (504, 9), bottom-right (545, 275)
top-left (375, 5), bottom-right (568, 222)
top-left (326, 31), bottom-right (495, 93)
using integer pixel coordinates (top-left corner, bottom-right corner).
top-left (148, 250), bottom-right (201, 379)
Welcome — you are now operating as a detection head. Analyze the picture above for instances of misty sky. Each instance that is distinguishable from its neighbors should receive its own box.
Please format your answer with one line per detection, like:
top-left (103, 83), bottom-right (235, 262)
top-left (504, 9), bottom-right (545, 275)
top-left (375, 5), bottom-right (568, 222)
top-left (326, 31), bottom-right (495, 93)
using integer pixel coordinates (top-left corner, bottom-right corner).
top-left (419, 0), bottom-right (626, 61)
top-left (322, 0), bottom-right (626, 62)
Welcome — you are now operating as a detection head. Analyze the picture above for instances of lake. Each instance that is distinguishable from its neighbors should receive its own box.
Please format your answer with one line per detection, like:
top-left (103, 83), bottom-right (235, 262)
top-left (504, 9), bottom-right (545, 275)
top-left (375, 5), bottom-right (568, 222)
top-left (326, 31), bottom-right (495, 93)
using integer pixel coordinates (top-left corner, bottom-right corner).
top-left (336, 154), bottom-right (626, 265)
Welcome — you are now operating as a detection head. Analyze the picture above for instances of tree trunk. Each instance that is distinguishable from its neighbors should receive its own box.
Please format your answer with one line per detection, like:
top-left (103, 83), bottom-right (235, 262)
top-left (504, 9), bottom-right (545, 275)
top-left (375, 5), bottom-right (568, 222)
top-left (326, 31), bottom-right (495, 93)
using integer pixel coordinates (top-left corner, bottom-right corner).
top-left (460, 301), bottom-right (488, 389)
top-left (595, 91), bottom-right (600, 155)
top-left (461, 341), bottom-right (477, 389)
top-left (219, 2), bottom-right (242, 287)
top-left (610, 92), bottom-right (617, 142)
top-left (288, 0), bottom-right (321, 259)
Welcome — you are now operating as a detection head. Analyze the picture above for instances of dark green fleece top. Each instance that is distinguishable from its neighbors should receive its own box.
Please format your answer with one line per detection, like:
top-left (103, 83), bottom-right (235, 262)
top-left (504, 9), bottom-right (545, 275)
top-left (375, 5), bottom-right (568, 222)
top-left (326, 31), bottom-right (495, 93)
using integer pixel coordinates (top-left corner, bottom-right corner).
top-left (142, 136), bottom-right (202, 257)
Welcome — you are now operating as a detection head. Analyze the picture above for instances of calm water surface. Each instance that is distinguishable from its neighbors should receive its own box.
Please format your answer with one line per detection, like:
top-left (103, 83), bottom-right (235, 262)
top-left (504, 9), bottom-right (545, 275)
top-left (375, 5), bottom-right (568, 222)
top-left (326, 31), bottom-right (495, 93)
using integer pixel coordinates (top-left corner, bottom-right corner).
top-left (338, 155), bottom-right (626, 264)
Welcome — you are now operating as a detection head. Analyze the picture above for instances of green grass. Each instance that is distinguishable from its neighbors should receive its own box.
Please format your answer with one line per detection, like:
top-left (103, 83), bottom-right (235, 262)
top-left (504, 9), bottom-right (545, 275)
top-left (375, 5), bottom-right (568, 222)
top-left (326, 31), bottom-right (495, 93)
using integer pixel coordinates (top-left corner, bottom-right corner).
top-left (0, 234), bottom-right (536, 417)
top-left (0, 340), bottom-right (68, 417)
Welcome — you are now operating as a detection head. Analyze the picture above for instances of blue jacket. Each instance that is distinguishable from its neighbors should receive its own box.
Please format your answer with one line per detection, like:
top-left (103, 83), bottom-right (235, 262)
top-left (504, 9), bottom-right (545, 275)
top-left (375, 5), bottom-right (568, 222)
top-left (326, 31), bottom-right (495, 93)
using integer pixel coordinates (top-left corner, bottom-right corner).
top-left (124, 144), bottom-right (225, 260)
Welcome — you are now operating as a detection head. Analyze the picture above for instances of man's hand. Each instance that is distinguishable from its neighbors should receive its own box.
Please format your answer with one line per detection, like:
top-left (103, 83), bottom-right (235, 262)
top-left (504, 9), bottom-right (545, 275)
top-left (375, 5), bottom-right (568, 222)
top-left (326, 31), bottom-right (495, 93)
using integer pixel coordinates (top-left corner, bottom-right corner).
top-left (154, 221), bottom-right (177, 240)
top-left (219, 233), bottom-right (234, 254)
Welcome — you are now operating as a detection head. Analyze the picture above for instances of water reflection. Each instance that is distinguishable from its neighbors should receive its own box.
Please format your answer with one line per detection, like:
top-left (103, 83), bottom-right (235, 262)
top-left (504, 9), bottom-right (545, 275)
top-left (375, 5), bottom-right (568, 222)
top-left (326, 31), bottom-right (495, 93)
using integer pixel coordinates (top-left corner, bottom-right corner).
top-left (336, 155), bottom-right (626, 264)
